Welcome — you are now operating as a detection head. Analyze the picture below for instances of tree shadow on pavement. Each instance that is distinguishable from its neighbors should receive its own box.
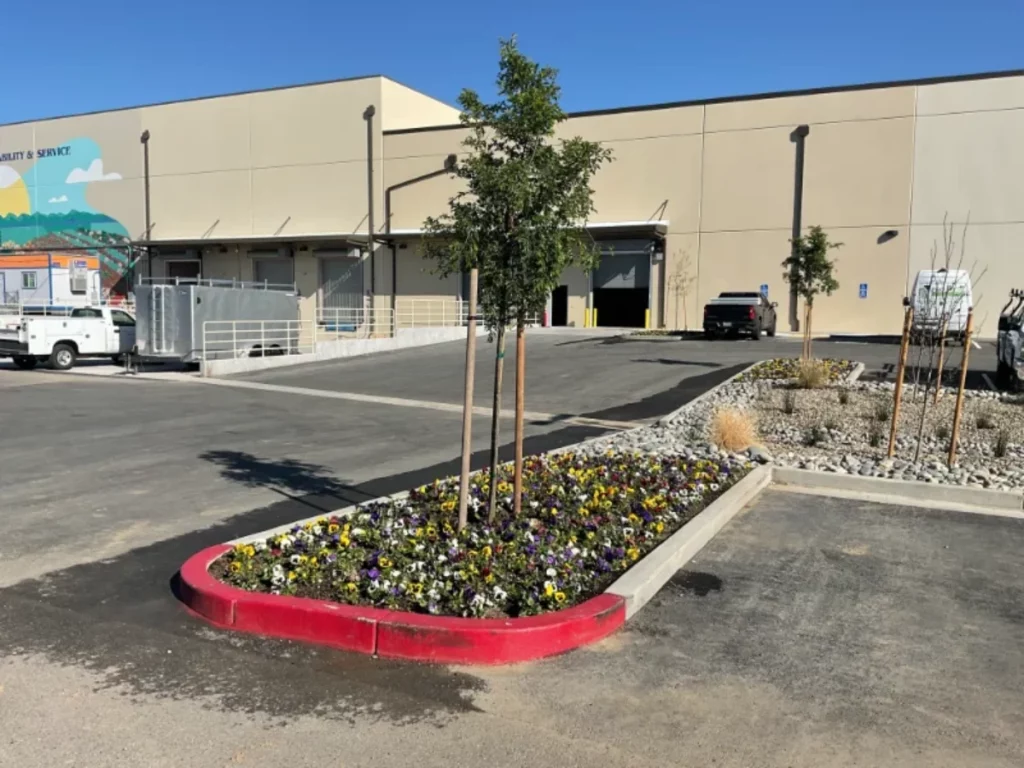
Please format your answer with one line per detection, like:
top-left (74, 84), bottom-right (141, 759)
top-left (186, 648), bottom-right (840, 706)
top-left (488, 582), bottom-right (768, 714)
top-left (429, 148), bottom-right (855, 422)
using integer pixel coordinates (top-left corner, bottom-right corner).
top-left (631, 358), bottom-right (723, 368)
top-left (198, 450), bottom-right (374, 513)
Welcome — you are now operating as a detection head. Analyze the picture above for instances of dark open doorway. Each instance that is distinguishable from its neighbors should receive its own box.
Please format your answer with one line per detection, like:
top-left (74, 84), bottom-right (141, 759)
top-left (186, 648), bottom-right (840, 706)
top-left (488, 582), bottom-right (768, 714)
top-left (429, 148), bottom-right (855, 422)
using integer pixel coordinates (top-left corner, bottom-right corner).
top-left (551, 285), bottom-right (568, 326)
top-left (594, 287), bottom-right (647, 328)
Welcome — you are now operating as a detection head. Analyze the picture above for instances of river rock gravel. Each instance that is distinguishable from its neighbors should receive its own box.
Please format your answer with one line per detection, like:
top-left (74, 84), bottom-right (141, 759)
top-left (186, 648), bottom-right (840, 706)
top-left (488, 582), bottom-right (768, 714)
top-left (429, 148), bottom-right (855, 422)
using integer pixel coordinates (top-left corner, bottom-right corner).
top-left (577, 364), bottom-right (1024, 493)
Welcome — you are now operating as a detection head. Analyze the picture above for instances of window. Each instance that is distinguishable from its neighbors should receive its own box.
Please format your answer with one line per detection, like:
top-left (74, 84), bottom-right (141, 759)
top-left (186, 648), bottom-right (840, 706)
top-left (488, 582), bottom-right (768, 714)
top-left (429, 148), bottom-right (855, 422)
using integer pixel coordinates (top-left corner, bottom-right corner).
top-left (22, 272), bottom-right (36, 289)
top-left (110, 310), bottom-right (135, 327)
top-left (71, 308), bottom-right (102, 318)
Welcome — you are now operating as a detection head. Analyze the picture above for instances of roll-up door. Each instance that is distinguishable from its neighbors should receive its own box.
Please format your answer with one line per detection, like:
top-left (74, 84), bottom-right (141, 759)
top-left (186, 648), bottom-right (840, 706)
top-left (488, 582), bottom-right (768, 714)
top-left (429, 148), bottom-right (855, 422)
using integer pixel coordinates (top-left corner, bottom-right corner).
top-left (592, 239), bottom-right (653, 328)
top-left (251, 251), bottom-right (294, 288)
top-left (592, 240), bottom-right (652, 289)
top-left (318, 249), bottom-right (364, 324)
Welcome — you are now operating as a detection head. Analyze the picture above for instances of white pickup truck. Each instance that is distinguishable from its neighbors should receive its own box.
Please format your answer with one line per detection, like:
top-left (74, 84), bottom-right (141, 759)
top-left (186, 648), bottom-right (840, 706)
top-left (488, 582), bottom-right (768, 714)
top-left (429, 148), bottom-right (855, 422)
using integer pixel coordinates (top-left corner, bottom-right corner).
top-left (0, 307), bottom-right (136, 371)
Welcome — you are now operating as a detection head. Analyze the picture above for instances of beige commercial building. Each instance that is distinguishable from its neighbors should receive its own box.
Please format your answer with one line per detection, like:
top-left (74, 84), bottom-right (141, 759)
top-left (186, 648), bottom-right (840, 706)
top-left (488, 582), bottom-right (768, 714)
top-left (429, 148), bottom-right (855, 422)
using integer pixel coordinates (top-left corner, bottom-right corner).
top-left (1, 69), bottom-right (1022, 336)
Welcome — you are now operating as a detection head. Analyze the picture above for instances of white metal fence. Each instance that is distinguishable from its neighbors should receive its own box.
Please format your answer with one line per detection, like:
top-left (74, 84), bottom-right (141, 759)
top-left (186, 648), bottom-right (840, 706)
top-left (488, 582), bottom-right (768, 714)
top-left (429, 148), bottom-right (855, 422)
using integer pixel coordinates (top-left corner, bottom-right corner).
top-left (201, 298), bottom-right (543, 364)
top-left (202, 320), bottom-right (317, 361)
top-left (394, 298), bottom-right (467, 329)
top-left (0, 298), bottom-right (135, 317)
top-left (316, 307), bottom-right (396, 338)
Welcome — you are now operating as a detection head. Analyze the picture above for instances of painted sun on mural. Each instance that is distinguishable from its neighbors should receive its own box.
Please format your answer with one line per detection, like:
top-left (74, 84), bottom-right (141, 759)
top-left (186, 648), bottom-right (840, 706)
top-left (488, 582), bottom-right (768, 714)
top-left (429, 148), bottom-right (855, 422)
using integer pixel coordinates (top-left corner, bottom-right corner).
top-left (0, 137), bottom-right (134, 297)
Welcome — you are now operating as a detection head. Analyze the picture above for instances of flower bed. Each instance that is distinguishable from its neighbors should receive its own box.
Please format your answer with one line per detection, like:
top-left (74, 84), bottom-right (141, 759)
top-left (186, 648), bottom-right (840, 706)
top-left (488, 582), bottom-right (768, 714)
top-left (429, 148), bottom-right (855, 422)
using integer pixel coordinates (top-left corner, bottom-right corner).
top-left (212, 452), bottom-right (750, 619)
top-left (737, 357), bottom-right (855, 383)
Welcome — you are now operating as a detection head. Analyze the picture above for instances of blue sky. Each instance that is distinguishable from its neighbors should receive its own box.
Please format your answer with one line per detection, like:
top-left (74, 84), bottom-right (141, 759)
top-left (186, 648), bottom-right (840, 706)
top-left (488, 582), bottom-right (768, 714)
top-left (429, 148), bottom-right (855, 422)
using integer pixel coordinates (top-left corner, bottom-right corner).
top-left (2, 0), bottom-right (1021, 124)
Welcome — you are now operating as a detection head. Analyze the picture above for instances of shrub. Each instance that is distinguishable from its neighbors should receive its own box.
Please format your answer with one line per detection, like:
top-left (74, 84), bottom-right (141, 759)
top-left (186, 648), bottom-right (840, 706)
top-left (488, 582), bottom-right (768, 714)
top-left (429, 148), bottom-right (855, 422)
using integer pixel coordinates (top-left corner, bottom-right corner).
top-left (838, 389), bottom-right (850, 406)
top-left (804, 425), bottom-right (825, 447)
top-left (874, 399), bottom-right (892, 423)
top-left (795, 359), bottom-right (827, 389)
top-left (868, 425), bottom-right (883, 448)
top-left (710, 408), bottom-right (759, 452)
top-left (782, 390), bottom-right (797, 415)
top-left (935, 424), bottom-right (950, 440)
top-left (976, 408), bottom-right (996, 430)
top-left (995, 429), bottom-right (1009, 458)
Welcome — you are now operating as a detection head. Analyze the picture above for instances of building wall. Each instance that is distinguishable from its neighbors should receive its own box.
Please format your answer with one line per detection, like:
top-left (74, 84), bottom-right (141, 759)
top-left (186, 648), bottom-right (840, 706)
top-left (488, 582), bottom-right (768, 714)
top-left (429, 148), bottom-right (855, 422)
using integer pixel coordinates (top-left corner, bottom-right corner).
top-left (910, 77), bottom-right (1024, 338)
top-left (381, 85), bottom-right (922, 334)
top-left (380, 80), bottom-right (461, 132)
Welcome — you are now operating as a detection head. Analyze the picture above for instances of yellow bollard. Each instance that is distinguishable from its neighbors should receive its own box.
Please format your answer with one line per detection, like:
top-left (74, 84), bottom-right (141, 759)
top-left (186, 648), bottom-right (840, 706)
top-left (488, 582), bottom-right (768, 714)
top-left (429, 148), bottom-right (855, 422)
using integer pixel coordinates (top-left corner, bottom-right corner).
top-left (593, 308), bottom-right (598, 327)
top-left (645, 309), bottom-right (651, 329)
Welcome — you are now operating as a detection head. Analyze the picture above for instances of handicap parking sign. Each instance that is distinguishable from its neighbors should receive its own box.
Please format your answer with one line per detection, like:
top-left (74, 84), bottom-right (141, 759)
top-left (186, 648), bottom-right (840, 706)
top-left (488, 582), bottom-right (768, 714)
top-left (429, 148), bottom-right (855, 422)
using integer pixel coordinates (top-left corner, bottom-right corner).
top-left (859, 283), bottom-right (868, 299)
top-left (760, 283), bottom-right (769, 297)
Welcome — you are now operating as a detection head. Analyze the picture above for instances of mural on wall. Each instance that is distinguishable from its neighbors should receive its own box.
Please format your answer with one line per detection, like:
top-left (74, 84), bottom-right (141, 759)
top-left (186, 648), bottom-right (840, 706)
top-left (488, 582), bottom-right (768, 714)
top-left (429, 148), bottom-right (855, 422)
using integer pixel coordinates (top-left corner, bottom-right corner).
top-left (0, 138), bottom-right (134, 296)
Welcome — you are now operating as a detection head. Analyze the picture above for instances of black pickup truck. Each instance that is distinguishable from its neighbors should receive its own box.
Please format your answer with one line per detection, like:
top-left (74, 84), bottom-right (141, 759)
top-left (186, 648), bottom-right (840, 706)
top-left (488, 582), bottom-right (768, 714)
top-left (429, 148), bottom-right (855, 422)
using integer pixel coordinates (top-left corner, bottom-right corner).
top-left (703, 292), bottom-right (778, 340)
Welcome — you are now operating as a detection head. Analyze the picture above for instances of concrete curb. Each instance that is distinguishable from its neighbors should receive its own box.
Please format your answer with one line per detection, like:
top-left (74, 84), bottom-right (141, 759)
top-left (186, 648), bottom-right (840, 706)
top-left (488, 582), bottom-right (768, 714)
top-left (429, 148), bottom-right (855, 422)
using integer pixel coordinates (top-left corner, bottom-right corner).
top-left (604, 465), bottom-right (771, 619)
top-left (657, 362), bottom-right (758, 425)
top-left (178, 543), bottom-right (625, 664)
top-left (771, 466), bottom-right (1024, 513)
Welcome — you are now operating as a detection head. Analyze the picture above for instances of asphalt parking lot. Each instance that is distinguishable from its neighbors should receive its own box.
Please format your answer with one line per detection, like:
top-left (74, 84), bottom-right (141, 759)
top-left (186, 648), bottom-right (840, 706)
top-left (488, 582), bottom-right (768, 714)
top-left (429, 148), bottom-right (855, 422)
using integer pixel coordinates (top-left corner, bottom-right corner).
top-left (0, 331), bottom-right (1016, 767)
top-left (4, 485), bottom-right (1022, 767)
top-left (235, 330), bottom-right (987, 420)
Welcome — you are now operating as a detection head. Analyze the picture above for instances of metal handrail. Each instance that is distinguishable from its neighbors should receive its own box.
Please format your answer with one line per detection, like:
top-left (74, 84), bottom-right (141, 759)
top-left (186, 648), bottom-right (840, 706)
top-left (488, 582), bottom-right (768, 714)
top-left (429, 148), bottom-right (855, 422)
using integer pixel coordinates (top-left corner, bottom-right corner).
top-left (137, 276), bottom-right (297, 291)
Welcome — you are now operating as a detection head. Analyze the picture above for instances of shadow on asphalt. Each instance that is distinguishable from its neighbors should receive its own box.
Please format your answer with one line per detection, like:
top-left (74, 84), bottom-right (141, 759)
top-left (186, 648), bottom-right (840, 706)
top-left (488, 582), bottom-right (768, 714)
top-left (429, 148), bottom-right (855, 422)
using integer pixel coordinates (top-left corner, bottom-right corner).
top-left (631, 358), bottom-right (723, 368)
top-left (198, 450), bottom-right (375, 514)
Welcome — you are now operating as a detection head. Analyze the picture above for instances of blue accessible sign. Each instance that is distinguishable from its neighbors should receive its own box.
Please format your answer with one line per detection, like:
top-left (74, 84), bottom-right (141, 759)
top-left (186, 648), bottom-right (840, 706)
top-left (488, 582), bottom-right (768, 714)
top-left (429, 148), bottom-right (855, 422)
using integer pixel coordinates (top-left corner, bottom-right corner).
top-left (760, 283), bottom-right (769, 297)
top-left (859, 283), bottom-right (868, 299)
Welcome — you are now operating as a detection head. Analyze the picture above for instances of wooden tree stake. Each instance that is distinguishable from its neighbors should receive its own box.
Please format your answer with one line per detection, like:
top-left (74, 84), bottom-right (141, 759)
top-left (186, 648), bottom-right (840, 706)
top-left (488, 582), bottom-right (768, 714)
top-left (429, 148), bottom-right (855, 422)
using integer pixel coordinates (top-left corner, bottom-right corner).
top-left (933, 318), bottom-right (948, 406)
top-left (457, 268), bottom-right (479, 531)
top-left (948, 308), bottom-right (975, 467)
top-left (513, 320), bottom-right (526, 516)
top-left (887, 306), bottom-right (914, 458)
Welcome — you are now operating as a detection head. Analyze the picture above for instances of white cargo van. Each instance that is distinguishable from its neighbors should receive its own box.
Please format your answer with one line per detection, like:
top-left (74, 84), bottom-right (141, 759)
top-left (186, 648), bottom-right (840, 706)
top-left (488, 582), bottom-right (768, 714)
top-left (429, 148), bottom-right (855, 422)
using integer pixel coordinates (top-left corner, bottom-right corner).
top-left (910, 269), bottom-right (972, 339)
top-left (0, 306), bottom-right (136, 370)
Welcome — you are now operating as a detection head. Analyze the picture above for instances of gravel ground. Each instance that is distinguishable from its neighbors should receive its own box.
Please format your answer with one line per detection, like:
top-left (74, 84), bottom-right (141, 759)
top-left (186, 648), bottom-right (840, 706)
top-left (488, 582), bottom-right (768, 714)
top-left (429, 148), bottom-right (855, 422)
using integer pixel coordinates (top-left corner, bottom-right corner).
top-left (578, 361), bottom-right (1024, 492)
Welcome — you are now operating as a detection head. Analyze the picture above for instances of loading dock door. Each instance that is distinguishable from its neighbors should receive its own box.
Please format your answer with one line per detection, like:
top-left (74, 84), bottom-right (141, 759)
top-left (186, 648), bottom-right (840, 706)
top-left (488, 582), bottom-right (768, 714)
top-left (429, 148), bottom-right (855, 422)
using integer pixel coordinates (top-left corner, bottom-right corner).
top-left (592, 240), bottom-right (652, 328)
top-left (319, 250), bottom-right (363, 327)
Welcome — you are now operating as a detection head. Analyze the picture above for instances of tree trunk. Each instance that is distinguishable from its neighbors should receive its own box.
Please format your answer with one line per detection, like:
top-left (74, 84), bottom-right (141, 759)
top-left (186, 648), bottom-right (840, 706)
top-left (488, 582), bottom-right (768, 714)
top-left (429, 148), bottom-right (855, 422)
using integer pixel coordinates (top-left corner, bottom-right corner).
top-left (513, 319), bottom-right (526, 516)
top-left (806, 302), bottom-right (814, 360)
top-left (487, 325), bottom-right (507, 523)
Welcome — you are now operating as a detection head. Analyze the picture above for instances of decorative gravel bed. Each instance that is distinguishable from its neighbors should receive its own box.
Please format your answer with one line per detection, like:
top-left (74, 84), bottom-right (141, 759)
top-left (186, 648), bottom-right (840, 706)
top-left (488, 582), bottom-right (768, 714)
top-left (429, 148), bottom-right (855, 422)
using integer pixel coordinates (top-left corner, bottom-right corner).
top-left (581, 358), bottom-right (1024, 492)
top-left (213, 452), bottom-right (751, 618)
top-left (737, 357), bottom-right (857, 382)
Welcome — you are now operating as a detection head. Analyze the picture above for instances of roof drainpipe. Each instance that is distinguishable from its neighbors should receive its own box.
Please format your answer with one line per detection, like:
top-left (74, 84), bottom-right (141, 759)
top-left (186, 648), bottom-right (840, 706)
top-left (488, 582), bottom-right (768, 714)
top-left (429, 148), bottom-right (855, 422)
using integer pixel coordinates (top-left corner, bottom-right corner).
top-left (363, 106), bottom-right (376, 301)
top-left (789, 124), bottom-right (810, 333)
top-left (140, 130), bottom-right (152, 282)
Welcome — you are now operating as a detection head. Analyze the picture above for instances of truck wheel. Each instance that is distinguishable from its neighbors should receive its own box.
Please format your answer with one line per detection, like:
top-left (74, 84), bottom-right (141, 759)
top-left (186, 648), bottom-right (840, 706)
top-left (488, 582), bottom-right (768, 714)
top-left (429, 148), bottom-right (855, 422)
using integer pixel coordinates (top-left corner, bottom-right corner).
top-left (12, 356), bottom-right (38, 370)
top-left (751, 325), bottom-right (762, 341)
top-left (767, 320), bottom-right (777, 338)
top-left (50, 343), bottom-right (77, 371)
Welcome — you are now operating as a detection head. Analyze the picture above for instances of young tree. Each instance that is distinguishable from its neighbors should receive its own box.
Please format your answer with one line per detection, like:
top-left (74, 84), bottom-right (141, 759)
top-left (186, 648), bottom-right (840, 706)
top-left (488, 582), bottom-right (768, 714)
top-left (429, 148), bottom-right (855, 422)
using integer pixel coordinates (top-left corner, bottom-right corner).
top-left (667, 250), bottom-right (697, 330)
top-left (782, 225), bottom-right (841, 359)
top-left (423, 37), bottom-right (611, 518)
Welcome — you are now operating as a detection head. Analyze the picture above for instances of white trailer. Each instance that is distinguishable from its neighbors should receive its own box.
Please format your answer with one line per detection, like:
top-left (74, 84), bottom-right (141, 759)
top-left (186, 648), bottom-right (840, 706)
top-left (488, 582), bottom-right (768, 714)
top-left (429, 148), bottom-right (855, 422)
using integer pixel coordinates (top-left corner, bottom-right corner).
top-left (0, 306), bottom-right (136, 370)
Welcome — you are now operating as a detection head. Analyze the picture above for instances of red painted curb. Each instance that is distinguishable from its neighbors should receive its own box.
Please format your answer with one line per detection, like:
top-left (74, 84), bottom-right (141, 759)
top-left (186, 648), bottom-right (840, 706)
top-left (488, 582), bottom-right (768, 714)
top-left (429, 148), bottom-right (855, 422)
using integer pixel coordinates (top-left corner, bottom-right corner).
top-left (178, 545), bottom-right (626, 664)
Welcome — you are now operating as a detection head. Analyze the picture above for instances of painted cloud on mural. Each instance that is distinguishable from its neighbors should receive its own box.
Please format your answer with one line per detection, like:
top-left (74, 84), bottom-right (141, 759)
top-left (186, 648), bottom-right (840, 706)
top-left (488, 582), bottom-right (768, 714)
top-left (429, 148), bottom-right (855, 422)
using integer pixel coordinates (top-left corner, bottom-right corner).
top-left (66, 158), bottom-right (122, 184)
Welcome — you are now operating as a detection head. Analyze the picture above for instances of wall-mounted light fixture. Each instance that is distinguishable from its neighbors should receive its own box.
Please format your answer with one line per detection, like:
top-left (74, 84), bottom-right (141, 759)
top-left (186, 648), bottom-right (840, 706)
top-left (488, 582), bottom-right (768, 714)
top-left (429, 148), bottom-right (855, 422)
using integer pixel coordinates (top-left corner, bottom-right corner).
top-left (878, 229), bottom-right (900, 244)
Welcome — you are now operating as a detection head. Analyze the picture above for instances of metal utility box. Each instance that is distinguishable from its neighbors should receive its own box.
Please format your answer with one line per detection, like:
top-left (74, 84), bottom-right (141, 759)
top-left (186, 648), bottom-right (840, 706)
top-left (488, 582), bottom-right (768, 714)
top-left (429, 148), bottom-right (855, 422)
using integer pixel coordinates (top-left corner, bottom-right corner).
top-left (135, 278), bottom-right (300, 363)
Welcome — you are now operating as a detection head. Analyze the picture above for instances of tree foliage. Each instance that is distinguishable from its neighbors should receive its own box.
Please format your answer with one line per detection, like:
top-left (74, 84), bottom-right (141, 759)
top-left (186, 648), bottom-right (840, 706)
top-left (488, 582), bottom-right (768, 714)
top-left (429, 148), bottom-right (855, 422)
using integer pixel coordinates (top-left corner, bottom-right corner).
top-left (423, 37), bottom-right (612, 329)
top-left (782, 225), bottom-right (842, 307)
